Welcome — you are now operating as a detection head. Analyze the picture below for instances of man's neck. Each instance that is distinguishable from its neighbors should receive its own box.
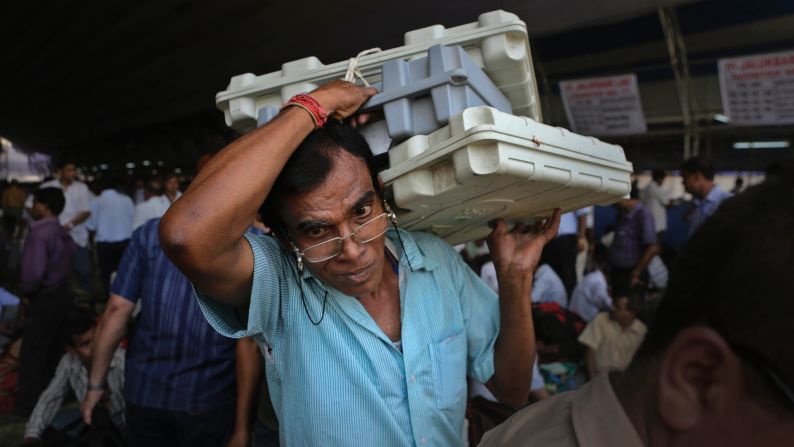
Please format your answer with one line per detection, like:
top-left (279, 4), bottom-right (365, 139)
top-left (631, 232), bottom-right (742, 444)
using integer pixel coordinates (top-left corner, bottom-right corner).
top-left (60, 178), bottom-right (73, 188)
top-left (165, 191), bottom-right (178, 202)
top-left (610, 372), bottom-right (660, 447)
top-left (699, 182), bottom-right (716, 200)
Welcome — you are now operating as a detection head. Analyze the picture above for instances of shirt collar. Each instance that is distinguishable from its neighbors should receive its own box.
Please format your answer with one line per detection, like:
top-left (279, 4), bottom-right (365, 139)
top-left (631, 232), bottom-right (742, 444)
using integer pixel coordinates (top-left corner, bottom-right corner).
top-left (296, 227), bottom-right (438, 282)
top-left (29, 216), bottom-right (60, 230)
top-left (704, 184), bottom-right (724, 203)
top-left (572, 373), bottom-right (645, 447)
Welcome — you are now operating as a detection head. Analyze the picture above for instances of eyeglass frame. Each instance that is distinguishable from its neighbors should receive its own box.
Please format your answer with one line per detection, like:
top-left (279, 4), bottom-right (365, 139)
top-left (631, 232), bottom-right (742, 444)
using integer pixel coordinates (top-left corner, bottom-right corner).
top-left (289, 210), bottom-right (395, 264)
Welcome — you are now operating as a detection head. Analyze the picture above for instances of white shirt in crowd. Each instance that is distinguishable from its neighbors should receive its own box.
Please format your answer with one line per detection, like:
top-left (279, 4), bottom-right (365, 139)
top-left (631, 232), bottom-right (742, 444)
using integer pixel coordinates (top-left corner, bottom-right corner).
top-left (568, 270), bottom-right (612, 322)
top-left (556, 208), bottom-right (591, 237)
top-left (532, 264), bottom-right (568, 308)
top-left (640, 181), bottom-right (670, 233)
top-left (480, 262), bottom-right (568, 308)
top-left (132, 192), bottom-right (181, 230)
top-left (470, 358), bottom-right (546, 402)
top-left (30, 179), bottom-right (92, 248)
top-left (86, 189), bottom-right (135, 243)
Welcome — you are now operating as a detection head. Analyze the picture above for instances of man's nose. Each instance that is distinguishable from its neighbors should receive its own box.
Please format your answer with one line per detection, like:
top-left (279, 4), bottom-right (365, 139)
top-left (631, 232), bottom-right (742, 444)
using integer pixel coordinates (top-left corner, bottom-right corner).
top-left (337, 231), bottom-right (364, 260)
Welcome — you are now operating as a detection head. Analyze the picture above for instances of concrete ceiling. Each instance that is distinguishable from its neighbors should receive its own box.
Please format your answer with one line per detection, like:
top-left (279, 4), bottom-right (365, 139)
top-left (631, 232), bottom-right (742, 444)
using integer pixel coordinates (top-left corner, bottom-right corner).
top-left (1, 0), bottom-right (793, 171)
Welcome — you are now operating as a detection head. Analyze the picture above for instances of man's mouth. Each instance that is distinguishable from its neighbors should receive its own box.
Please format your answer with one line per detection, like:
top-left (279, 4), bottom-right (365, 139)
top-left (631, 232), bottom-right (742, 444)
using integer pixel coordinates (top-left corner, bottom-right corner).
top-left (338, 263), bottom-right (373, 283)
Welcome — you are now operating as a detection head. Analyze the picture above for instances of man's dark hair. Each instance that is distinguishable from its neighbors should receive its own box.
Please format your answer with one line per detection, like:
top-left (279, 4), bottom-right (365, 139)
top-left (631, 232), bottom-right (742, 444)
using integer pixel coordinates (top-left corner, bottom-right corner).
top-left (629, 180), bottom-right (640, 200)
top-left (62, 308), bottom-right (96, 347)
top-left (97, 175), bottom-right (121, 191)
top-left (681, 156), bottom-right (715, 180)
top-left (260, 121), bottom-right (379, 230)
top-left (651, 169), bottom-right (666, 182)
top-left (590, 243), bottom-right (610, 275)
top-left (33, 187), bottom-right (66, 215)
top-left (765, 159), bottom-right (794, 178)
top-left (54, 158), bottom-right (76, 171)
top-left (633, 174), bottom-right (794, 389)
top-left (614, 286), bottom-right (644, 315)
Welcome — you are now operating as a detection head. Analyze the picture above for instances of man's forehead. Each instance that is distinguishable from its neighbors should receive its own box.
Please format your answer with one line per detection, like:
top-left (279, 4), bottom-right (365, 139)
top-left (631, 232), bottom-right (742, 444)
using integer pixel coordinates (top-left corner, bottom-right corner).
top-left (284, 155), bottom-right (376, 225)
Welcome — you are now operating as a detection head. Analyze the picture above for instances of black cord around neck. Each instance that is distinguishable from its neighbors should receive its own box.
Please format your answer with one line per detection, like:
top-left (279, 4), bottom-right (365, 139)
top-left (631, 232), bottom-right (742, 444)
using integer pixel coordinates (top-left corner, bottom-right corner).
top-left (391, 221), bottom-right (415, 272)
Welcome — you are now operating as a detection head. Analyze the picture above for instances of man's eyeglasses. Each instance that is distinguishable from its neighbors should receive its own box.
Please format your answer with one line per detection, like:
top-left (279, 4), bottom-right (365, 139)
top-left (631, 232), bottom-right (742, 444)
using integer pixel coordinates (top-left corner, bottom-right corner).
top-left (293, 212), bottom-right (392, 263)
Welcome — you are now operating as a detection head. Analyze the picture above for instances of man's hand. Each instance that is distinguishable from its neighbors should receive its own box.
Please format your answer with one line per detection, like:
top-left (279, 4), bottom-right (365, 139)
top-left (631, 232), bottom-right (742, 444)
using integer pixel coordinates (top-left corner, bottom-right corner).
top-left (80, 389), bottom-right (105, 425)
top-left (309, 80), bottom-right (378, 120)
top-left (487, 209), bottom-right (562, 279)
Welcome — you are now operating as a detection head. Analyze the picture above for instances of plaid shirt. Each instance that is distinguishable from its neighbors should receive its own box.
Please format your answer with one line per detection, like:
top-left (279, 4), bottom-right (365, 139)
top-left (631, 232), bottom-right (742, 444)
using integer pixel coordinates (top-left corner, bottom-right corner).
top-left (111, 219), bottom-right (236, 412)
top-left (608, 204), bottom-right (657, 269)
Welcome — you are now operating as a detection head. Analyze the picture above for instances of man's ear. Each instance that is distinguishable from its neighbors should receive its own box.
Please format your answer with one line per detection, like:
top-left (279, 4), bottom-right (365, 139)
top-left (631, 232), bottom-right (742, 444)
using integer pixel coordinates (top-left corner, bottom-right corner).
top-left (656, 326), bottom-right (742, 432)
top-left (374, 174), bottom-right (384, 191)
top-left (273, 228), bottom-right (294, 252)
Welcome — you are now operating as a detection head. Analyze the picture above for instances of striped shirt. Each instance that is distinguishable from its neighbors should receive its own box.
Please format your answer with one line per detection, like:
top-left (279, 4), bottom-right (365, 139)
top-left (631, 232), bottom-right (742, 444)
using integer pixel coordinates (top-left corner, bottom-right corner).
top-left (112, 219), bottom-right (236, 412)
top-left (197, 228), bottom-right (500, 447)
top-left (25, 349), bottom-right (126, 439)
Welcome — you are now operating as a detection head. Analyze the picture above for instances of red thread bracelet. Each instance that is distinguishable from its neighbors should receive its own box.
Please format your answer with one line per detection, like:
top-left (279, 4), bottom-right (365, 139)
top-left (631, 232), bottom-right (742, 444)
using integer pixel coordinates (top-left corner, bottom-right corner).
top-left (283, 94), bottom-right (328, 129)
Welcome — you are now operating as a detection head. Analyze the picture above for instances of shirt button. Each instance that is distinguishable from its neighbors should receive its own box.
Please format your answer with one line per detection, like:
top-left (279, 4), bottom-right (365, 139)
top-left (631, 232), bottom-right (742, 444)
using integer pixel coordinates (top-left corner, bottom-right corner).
top-left (420, 437), bottom-right (427, 444)
top-left (409, 374), bottom-right (416, 382)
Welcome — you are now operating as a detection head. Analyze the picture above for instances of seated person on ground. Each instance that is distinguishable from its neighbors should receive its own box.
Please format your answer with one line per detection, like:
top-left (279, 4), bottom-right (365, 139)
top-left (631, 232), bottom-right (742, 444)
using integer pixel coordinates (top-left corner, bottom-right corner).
top-left (480, 172), bottom-right (794, 447)
top-left (578, 291), bottom-right (646, 378)
top-left (24, 309), bottom-right (125, 443)
top-left (481, 261), bottom-right (567, 308)
top-left (568, 244), bottom-right (612, 322)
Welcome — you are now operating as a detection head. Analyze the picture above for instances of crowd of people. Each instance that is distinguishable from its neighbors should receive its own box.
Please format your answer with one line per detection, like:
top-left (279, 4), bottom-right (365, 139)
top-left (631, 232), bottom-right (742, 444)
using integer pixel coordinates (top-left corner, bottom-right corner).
top-left (0, 79), bottom-right (789, 447)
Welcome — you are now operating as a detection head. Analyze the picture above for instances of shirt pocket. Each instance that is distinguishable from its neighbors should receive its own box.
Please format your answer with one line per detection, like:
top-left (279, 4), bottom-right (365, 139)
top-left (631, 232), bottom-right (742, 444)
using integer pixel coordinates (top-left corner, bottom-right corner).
top-left (429, 330), bottom-right (467, 414)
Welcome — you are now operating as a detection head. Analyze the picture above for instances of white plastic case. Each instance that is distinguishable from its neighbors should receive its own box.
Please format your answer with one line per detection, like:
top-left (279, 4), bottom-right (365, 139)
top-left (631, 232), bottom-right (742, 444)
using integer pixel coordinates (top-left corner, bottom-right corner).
top-left (216, 10), bottom-right (541, 131)
top-left (380, 107), bottom-right (634, 244)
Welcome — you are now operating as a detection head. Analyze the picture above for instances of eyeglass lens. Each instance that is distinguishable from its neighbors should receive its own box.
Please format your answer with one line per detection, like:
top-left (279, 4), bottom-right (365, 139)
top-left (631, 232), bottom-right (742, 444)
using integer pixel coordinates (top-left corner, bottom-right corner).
top-left (302, 213), bottom-right (389, 262)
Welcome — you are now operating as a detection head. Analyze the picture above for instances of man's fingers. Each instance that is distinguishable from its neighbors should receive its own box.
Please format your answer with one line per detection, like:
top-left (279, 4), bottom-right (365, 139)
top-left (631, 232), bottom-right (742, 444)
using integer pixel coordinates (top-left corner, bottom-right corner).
top-left (82, 409), bottom-right (92, 425)
top-left (487, 219), bottom-right (508, 238)
top-left (542, 208), bottom-right (562, 241)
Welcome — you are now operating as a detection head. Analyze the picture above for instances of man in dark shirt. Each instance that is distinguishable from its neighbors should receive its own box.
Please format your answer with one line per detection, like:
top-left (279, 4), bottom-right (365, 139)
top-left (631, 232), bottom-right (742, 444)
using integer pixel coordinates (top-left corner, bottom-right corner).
top-left (17, 187), bottom-right (77, 413)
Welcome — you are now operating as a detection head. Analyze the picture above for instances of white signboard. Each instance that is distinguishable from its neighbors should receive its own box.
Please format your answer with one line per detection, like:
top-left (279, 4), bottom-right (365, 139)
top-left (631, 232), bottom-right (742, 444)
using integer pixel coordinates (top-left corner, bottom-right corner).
top-left (718, 50), bottom-right (794, 125)
top-left (560, 74), bottom-right (647, 136)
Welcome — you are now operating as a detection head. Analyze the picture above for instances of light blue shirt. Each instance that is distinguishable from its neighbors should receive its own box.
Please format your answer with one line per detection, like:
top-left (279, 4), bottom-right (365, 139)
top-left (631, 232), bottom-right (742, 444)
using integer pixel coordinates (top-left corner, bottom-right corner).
top-left (86, 189), bottom-right (134, 243)
top-left (197, 228), bottom-right (499, 447)
top-left (569, 270), bottom-right (611, 322)
top-left (532, 264), bottom-right (568, 308)
top-left (557, 208), bottom-right (590, 237)
top-left (689, 185), bottom-right (732, 236)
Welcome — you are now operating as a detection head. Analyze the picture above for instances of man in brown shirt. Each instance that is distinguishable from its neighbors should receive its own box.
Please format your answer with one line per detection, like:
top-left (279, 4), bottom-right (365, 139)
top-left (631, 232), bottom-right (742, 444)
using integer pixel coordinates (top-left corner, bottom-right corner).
top-left (481, 172), bottom-right (794, 446)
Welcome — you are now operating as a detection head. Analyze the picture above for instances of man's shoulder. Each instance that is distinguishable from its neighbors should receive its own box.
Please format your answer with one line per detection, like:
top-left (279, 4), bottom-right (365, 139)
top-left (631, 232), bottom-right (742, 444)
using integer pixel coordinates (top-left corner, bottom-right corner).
top-left (132, 218), bottom-right (161, 243)
top-left (40, 179), bottom-right (60, 188)
top-left (480, 391), bottom-right (578, 446)
top-left (400, 229), bottom-right (460, 264)
top-left (592, 311), bottom-right (611, 326)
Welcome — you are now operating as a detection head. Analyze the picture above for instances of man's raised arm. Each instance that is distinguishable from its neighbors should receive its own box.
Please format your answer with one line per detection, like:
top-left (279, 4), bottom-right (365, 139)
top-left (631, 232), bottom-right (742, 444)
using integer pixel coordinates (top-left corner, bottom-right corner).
top-left (159, 81), bottom-right (376, 305)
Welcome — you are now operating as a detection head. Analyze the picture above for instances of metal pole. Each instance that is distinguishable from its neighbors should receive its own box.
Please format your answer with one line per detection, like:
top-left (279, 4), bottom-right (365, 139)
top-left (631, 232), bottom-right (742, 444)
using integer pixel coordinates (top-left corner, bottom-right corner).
top-left (659, 6), bottom-right (698, 159)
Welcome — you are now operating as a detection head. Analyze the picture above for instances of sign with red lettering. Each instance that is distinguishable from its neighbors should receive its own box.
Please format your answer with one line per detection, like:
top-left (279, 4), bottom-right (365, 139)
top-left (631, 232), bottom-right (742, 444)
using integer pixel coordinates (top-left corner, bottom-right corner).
top-left (718, 50), bottom-right (794, 125)
top-left (560, 74), bottom-right (646, 135)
